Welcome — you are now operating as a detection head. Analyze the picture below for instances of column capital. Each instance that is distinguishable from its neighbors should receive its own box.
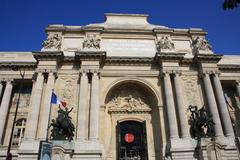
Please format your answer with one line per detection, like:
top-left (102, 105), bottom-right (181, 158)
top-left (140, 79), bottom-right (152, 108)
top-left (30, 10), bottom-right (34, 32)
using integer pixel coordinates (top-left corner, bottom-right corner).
top-left (199, 70), bottom-right (220, 78)
top-left (235, 80), bottom-right (240, 85)
top-left (37, 69), bottom-right (57, 77)
top-left (2, 78), bottom-right (14, 83)
top-left (90, 69), bottom-right (99, 74)
top-left (80, 69), bottom-right (89, 74)
top-left (172, 71), bottom-right (182, 77)
top-left (161, 69), bottom-right (181, 76)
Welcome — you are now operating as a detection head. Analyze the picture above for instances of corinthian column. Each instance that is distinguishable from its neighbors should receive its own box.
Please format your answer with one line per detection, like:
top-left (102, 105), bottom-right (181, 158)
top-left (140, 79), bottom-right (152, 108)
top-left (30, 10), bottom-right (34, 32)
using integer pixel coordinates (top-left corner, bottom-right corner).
top-left (212, 74), bottom-right (234, 137)
top-left (163, 73), bottom-right (179, 139)
top-left (39, 72), bottom-right (55, 140)
top-left (25, 72), bottom-right (44, 140)
top-left (0, 80), bottom-right (13, 143)
top-left (173, 73), bottom-right (190, 138)
top-left (89, 71), bottom-right (100, 141)
top-left (202, 73), bottom-right (224, 137)
top-left (77, 71), bottom-right (89, 140)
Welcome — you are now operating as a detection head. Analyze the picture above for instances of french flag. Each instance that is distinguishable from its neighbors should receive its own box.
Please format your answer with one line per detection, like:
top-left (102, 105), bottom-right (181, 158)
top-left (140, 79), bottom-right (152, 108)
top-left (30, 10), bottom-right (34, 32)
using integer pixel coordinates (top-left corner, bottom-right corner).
top-left (51, 91), bottom-right (67, 107)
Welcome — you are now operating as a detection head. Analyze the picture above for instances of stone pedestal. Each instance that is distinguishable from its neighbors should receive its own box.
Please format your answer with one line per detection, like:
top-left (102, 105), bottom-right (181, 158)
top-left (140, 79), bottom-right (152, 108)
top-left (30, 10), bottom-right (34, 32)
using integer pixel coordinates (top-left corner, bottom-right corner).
top-left (73, 140), bottom-right (103, 160)
top-left (17, 140), bottom-right (40, 160)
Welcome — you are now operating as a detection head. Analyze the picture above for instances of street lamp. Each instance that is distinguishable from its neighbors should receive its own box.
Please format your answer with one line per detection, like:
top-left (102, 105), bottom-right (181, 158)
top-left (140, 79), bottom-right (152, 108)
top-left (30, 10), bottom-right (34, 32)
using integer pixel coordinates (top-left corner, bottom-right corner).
top-left (6, 65), bottom-right (25, 160)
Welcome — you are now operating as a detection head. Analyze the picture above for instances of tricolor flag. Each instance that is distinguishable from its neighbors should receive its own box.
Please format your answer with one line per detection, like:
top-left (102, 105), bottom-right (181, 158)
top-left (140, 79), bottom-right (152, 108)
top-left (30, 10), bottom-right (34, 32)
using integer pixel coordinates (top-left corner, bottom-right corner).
top-left (51, 91), bottom-right (67, 107)
top-left (224, 93), bottom-right (234, 111)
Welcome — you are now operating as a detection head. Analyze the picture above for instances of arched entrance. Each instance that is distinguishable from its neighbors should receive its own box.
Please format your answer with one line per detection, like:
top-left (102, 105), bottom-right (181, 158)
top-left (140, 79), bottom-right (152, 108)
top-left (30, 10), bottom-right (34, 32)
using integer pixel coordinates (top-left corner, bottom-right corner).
top-left (101, 80), bottom-right (163, 160)
top-left (117, 121), bottom-right (148, 160)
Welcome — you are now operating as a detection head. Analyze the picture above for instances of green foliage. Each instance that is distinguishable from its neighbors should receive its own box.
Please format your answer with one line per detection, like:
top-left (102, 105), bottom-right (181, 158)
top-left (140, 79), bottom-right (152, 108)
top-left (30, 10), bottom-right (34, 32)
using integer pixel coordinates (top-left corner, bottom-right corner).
top-left (223, 0), bottom-right (240, 10)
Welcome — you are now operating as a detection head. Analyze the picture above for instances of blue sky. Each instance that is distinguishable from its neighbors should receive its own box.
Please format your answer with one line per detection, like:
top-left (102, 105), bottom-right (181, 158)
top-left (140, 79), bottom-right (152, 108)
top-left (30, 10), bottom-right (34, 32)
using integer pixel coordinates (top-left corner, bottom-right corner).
top-left (0, 0), bottom-right (240, 54)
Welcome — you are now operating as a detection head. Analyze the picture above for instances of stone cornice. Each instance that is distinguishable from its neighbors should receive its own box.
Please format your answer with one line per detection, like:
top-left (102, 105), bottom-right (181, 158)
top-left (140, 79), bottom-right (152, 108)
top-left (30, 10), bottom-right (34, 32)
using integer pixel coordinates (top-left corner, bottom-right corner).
top-left (188, 28), bottom-right (207, 35)
top-left (32, 51), bottom-right (63, 62)
top-left (218, 64), bottom-right (240, 72)
top-left (153, 28), bottom-right (174, 34)
top-left (194, 54), bottom-right (222, 63)
top-left (105, 56), bottom-right (153, 64)
top-left (81, 26), bottom-right (104, 32)
top-left (0, 62), bottom-right (36, 69)
top-left (75, 51), bottom-right (106, 61)
top-left (155, 52), bottom-right (185, 62)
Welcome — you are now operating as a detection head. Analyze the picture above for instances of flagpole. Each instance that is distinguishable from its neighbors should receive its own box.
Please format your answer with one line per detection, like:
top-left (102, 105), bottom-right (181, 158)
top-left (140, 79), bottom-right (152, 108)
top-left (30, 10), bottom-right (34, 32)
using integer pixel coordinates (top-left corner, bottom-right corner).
top-left (46, 101), bottom-right (53, 142)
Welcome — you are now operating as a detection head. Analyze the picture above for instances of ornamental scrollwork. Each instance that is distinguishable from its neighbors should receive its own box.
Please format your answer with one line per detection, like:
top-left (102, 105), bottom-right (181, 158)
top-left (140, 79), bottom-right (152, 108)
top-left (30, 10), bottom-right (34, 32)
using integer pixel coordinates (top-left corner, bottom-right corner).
top-left (156, 36), bottom-right (174, 52)
top-left (82, 35), bottom-right (101, 50)
top-left (42, 34), bottom-right (62, 50)
top-left (192, 36), bottom-right (212, 51)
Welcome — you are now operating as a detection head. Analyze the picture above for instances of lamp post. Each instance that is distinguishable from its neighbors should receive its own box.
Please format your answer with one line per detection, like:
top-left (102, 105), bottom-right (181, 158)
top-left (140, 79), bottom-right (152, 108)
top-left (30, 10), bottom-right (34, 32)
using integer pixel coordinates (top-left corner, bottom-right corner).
top-left (6, 66), bottom-right (25, 160)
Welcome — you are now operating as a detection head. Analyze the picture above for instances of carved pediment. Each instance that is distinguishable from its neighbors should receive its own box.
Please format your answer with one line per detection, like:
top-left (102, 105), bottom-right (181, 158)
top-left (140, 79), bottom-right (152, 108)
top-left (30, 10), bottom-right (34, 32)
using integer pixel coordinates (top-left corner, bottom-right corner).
top-left (108, 95), bottom-right (151, 113)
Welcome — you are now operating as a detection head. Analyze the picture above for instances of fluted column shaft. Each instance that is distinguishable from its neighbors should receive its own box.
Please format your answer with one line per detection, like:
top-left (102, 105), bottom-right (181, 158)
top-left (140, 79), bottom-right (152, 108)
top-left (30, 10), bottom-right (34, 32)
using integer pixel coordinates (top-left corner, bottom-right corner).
top-left (89, 72), bottom-right (100, 141)
top-left (39, 72), bottom-right (55, 139)
top-left (0, 80), bottom-right (13, 143)
top-left (202, 74), bottom-right (224, 137)
top-left (212, 74), bottom-right (234, 137)
top-left (25, 73), bottom-right (44, 140)
top-left (77, 71), bottom-right (89, 140)
top-left (163, 73), bottom-right (179, 139)
top-left (173, 73), bottom-right (190, 138)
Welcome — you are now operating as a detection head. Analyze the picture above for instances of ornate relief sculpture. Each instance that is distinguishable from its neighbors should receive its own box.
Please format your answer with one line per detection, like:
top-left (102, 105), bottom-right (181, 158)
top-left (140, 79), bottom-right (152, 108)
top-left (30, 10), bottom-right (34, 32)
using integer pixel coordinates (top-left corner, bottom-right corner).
top-left (42, 34), bottom-right (62, 50)
top-left (156, 36), bottom-right (174, 52)
top-left (82, 35), bottom-right (101, 50)
top-left (192, 36), bottom-right (212, 51)
top-left (108, 94), bottom-right (151, 112)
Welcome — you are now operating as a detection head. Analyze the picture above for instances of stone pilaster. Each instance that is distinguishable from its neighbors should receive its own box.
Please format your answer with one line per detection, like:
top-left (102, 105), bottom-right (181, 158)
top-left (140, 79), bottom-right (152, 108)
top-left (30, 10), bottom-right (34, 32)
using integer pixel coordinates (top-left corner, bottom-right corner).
top-left (0, 81), bottom-right (3, 98)
top-left (39, 72), bottom-right (56, 140)
top-left (162, 73), bottom-right (179, 139)
top-left (77, 70), bottom-right (89, 140)
top-left (236, 80), bottom-right (240, 97)
top-left (24, 72), bottom-right (44, 140)
top-left (202, 73), bottom-right (224, 137)
top-left (0, 80), bottom-right (13, 143)
top-left (173, 72), bottom-right (190, 138)
top-left (212, 74), bottom-right (234, 137)
top-left (89, 71), bottom-right (100, 141)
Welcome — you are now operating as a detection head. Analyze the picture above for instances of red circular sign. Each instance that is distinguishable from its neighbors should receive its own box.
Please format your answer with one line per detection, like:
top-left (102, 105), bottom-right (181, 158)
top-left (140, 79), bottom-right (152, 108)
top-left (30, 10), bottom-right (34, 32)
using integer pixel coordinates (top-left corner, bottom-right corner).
top-left (124, 133), bottom-right (135, 143)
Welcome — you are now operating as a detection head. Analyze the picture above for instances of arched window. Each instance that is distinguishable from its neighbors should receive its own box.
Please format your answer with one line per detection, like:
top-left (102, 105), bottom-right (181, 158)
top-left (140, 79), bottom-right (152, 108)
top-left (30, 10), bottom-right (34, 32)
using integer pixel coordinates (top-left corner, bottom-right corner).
top-left (12, 118), bottom-right (26, 147)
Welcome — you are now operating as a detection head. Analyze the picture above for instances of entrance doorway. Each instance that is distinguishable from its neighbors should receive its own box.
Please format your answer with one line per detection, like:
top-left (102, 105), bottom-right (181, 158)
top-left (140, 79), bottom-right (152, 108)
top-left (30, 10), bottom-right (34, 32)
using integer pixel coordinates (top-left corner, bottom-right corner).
top-left (117, 121), bottom-right (148, 160)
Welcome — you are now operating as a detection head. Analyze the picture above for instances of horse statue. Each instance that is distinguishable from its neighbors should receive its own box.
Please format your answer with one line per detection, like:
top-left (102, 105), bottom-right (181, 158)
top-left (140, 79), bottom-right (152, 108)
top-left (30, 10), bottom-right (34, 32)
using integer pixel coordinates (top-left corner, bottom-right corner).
top-left (50, 106), bottom-right (75, 141)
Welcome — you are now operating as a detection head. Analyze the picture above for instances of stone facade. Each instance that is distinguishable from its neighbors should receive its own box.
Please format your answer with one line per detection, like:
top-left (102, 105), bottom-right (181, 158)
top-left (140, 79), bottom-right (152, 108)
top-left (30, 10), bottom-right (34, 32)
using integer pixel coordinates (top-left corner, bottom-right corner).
top-left (0, 13), bottom-right (240, 160)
